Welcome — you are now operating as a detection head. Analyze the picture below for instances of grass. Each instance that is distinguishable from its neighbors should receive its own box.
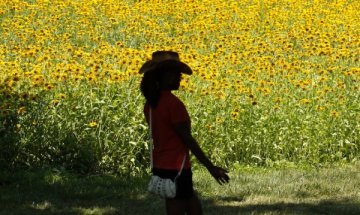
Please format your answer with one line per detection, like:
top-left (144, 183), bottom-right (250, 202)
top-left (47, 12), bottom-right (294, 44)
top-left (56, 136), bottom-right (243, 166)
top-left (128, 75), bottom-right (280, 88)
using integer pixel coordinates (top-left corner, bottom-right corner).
top-left (1, 162), bottom-right (359, 215)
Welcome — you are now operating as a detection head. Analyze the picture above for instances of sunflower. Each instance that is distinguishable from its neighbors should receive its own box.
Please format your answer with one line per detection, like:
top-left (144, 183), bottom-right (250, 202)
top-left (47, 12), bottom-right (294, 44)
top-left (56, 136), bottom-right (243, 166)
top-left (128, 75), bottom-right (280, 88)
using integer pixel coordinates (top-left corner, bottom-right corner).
top-left (89, 121), bottom-right (97, 128)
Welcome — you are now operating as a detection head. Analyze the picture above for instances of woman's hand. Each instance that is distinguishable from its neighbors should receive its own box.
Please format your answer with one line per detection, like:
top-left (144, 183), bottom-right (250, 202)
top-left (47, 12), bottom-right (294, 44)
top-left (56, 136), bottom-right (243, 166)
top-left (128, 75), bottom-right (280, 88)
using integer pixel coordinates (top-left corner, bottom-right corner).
top-left (208, 166), bottom-right (230, 185)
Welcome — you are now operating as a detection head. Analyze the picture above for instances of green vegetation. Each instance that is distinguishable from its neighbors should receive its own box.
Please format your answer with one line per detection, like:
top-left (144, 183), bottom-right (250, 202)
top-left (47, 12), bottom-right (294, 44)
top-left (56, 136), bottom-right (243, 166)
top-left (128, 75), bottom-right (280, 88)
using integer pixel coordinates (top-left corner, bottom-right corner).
top-left (1, 0), bottom-right (359, 175)
top-left (1, 1), bottom-right (358, 213)
top-left (1, 163), bottom-right (359, 214)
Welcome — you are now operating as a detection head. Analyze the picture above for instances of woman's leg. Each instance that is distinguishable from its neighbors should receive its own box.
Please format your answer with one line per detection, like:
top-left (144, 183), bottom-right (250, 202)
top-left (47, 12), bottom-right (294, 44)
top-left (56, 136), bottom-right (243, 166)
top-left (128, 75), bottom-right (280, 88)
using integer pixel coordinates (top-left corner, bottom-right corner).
top-left (165, 195), bottom-right (202, 215)
top-left (163, 168), bottom-right (202, 215)
top-left (165, 198), bottom-right (187, 215)
top-left (187, 193), bottom-right (203, 215)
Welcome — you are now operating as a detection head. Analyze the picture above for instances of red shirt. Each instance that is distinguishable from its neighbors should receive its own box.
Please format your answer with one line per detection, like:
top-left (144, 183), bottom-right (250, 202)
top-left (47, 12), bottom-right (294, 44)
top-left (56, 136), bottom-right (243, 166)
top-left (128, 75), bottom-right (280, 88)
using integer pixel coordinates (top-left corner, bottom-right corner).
top-left (144, 91), bottom-right (191, 170)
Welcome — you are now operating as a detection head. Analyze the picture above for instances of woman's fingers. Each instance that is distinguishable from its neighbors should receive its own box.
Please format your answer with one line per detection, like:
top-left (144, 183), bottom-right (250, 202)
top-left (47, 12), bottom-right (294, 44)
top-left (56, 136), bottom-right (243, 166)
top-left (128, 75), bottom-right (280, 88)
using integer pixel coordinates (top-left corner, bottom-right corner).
top-left (216, 170), bottom-right (230, 185)
top-left (210, 166), bottom-right (230, 185)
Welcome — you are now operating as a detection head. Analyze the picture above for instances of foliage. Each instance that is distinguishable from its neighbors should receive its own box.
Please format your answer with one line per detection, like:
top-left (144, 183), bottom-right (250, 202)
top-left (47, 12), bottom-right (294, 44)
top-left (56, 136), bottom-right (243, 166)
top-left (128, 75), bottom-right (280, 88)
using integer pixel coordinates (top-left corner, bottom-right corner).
top-left (0, 0), bottom-right (359, 174)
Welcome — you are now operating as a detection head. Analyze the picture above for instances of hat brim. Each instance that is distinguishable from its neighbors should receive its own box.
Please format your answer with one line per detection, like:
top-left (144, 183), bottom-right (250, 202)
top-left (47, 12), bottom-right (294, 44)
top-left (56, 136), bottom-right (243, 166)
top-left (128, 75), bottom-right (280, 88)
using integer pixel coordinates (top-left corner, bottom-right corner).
top-left (154, 59), bottom-right (193, 75)
top-left (139, 59), bottom-right (192, 75)
top-left (139, 60), bottom-right (157, 74)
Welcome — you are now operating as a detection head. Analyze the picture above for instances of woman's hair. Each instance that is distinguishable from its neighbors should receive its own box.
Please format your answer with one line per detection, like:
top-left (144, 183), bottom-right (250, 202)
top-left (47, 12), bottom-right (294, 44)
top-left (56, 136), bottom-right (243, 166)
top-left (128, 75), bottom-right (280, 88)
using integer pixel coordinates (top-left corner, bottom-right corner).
top-left (140, 69), bottom-right (161, 108)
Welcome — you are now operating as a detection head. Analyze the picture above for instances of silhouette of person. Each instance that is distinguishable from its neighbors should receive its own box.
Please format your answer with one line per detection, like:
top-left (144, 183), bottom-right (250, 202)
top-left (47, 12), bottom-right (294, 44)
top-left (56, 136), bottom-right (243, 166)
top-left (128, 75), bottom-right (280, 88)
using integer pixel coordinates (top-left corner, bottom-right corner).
top-left (140, 51), bottom-right (229, 215)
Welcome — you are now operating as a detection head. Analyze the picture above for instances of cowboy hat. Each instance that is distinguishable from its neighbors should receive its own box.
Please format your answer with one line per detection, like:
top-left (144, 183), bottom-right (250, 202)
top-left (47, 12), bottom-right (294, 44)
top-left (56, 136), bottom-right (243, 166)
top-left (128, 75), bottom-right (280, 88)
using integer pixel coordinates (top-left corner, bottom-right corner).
top-left (154, 59), bottom-right (193, 75)
top-left (139, 51), bottom-right (192, 75)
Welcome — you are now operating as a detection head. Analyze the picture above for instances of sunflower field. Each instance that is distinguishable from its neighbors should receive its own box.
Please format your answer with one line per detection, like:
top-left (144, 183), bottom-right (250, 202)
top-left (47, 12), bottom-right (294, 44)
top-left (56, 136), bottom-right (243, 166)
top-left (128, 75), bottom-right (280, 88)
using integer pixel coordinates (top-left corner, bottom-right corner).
top-left (0, 0), bottom-right (359, 175)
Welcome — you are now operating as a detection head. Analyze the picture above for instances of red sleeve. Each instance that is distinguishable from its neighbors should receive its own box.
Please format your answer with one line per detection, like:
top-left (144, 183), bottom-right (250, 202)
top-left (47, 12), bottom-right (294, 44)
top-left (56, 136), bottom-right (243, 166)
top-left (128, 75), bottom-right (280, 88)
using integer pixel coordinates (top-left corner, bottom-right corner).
top-left (170, 99), bottom-right (190, 124)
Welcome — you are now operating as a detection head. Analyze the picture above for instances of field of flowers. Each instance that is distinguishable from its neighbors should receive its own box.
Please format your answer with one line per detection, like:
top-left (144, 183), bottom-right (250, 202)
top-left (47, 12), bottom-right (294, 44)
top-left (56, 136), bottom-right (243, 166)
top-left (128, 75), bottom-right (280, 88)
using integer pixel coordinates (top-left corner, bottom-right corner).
top-left (0, 0), bottom-right (359, 174)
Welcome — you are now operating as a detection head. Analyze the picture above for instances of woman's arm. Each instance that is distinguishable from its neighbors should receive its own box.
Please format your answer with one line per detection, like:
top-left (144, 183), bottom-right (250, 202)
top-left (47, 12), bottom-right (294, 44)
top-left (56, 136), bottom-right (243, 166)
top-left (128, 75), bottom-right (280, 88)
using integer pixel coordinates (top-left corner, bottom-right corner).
top-left (174, 122), bottom-right (230, 185)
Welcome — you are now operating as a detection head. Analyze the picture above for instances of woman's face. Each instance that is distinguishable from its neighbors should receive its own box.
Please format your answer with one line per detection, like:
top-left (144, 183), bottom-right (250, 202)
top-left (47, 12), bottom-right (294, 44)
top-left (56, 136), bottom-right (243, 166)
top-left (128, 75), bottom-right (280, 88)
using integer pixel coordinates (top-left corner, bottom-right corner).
top-left (160, 71), bottom-right (182, 90)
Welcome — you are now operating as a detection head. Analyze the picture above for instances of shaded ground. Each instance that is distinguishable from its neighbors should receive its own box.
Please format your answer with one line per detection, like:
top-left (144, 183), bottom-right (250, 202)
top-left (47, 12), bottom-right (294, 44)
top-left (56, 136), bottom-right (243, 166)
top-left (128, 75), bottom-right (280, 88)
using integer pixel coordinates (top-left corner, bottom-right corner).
top-left (1, 163), bottom-right (359, 214)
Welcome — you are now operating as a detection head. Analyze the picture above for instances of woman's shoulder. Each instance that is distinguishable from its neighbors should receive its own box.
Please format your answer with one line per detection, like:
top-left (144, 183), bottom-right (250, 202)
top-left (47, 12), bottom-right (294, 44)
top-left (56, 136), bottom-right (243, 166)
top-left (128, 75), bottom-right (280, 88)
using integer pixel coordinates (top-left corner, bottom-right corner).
top-left (160, 91), bottom-right (178, 101)
top-left (165, 91), bottom-right (185, 107)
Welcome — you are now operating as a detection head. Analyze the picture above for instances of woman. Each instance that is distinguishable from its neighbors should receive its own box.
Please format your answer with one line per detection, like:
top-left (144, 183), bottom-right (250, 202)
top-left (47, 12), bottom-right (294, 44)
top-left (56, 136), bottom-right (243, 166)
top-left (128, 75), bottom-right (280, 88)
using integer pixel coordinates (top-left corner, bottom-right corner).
top-left (140, 51), bottom-right (229, 215)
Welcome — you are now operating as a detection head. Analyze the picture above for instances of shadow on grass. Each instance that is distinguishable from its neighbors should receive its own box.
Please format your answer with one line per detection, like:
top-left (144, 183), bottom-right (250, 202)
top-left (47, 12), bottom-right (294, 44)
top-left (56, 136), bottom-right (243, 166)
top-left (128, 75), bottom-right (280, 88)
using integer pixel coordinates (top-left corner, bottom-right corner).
top-left (1, 169), bottom-right (360, 215)
top-left (203, 197), bottom-right (360, 215)
top-left (0, 169), bottom-right (163, 215)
